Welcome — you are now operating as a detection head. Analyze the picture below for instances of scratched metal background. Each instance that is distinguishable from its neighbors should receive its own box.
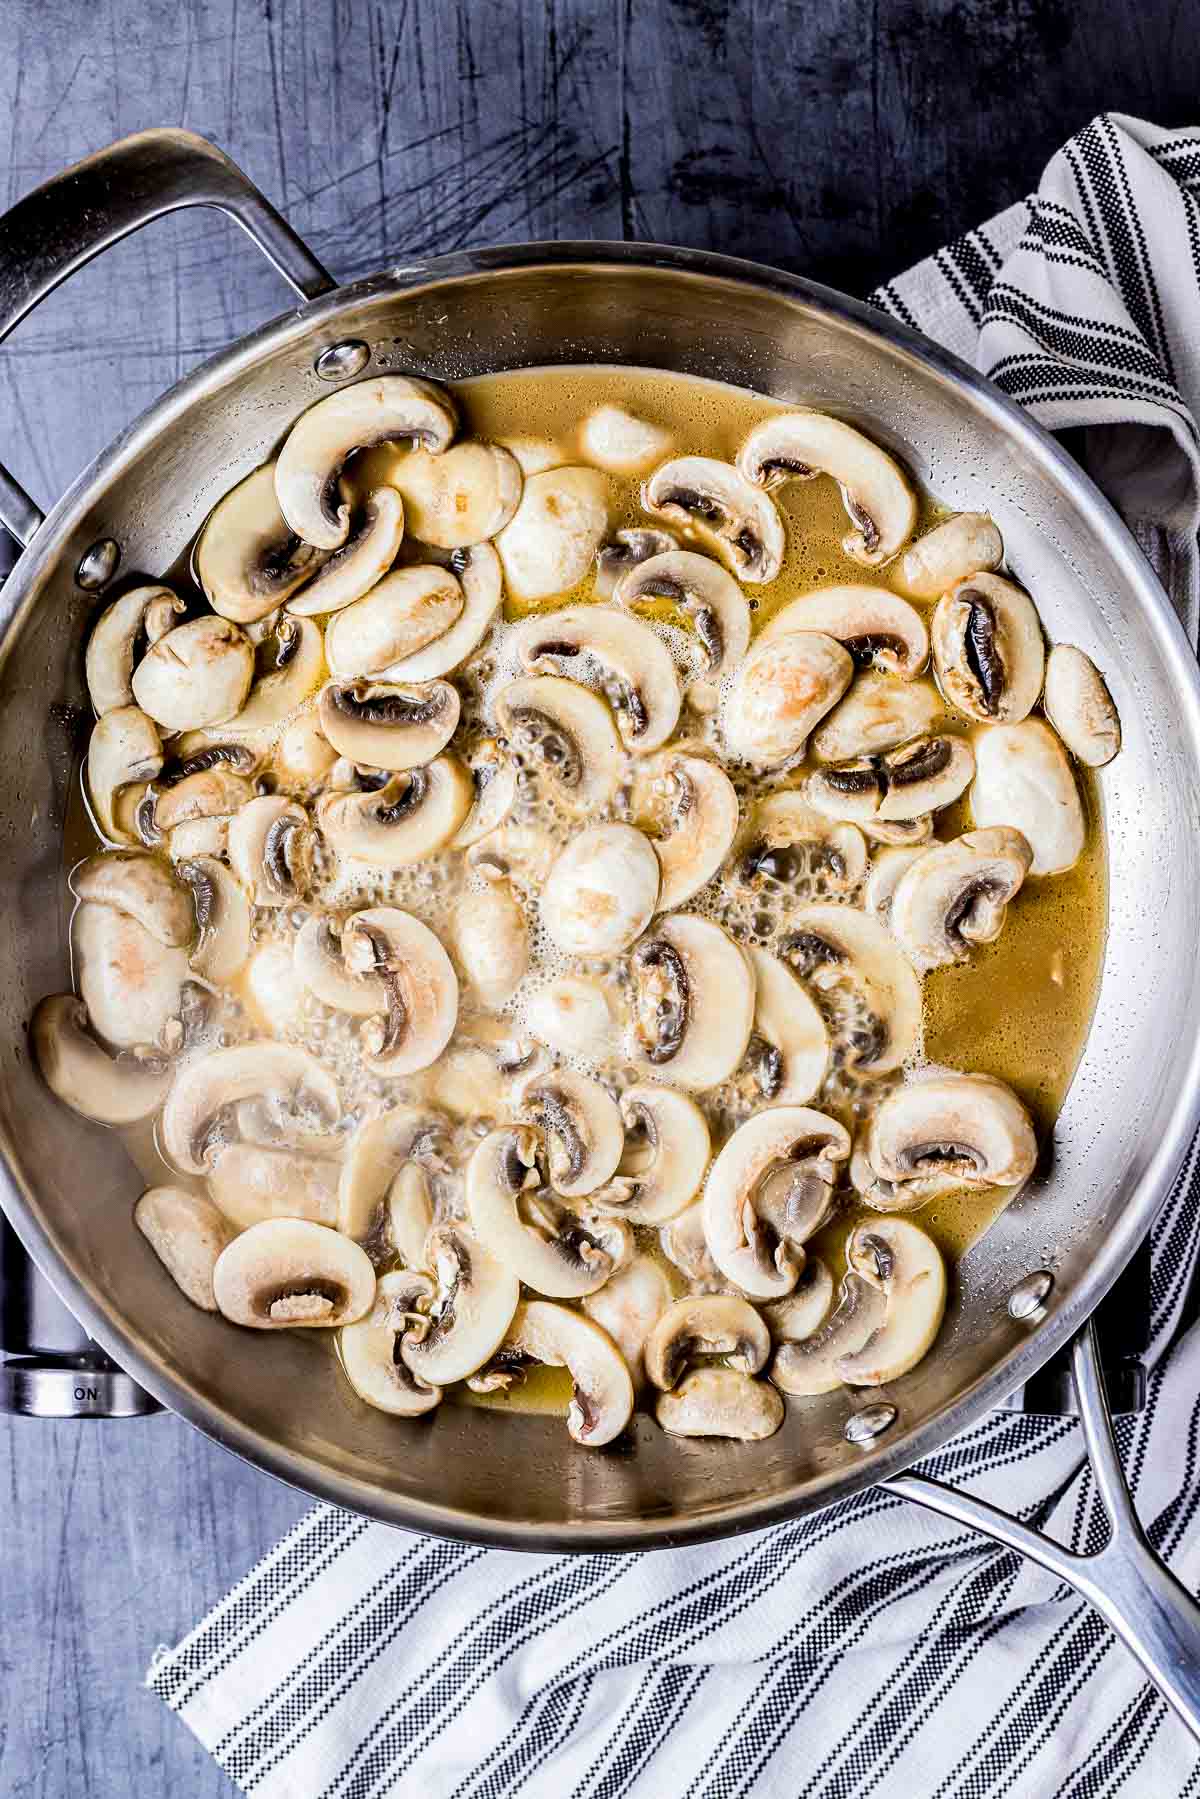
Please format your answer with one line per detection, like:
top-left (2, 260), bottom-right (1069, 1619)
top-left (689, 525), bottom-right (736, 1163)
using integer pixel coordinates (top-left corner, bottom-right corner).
top-left (2, 2), bottom-right (1199, 1793)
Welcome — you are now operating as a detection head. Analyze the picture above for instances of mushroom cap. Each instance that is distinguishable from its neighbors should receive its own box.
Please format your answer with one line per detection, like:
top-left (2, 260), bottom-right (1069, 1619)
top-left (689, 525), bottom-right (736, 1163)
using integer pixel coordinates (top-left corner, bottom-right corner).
top-left (542, 824), bottom-right (661, 956)
top-left (737, 410), bottom-right (915, 566)
top-left (744, 946), bottom-right (830, 1106)
top-left (73, 900), bottom-right (189, 1051)
top-left (511, 603), bottom-right (683, 753)
top-left (495, 465), bottom-right (610, 601)
top-left (835, 1217), bottom-right (947, 1386)
top-left (969, 717), bottom-right (1085, 876)
top-left (518, 1069), bottom-right (625, 1199)
top-left (779, 902), bottom-right (922, 1074)
top-left (644, 1293), bottom-right (771, 1390)
top-left (466, 1126), bottom-right (624, 1298)
top-left (212, 1218), bottom-right (376, 1329)
top-left (494, 675), bottom-right (623, 815)
top-left (275, 375), bottom-right (458, 550)
top-left (390, 441), bottom-right (523, 548)
top-left (889, 826), bottom-right (1032, 972)
top-left (865, 1071), bottom-right (1038, 1193)
top-left (524, 975), bottom-right (621, 1063)
top-left (498, 1300), bottom-right (635, 1446)
top-left (131, 617), bottom-right (254, 732)
top-left (760, 586), bottom-right (928, 679)
top-left (86, 705), bottom-right (164, 844)
top-left (228, 795), bottom-right (312, 908)
top-left (385, 542), bottom-right (503, 681)
top-left (32, 995), bottom-right (170, 1125)
top-left (400, 1223), bottom-right (520, 1384)
top-left (342, 907), bottom-right (459, 1076)
top-left (896, 511), bottom-right (1003, 600)
top-left (614, 548), bottom-right (750, 684)
top-left (207, 1144), bottom-right (340, 1232)
top-left (595, 1083), bottom-right (711, 1226)
top-left (161, 1042), bottom-right (341, 1176)
top-left (582, 1256), bottom-right (672, 1386)
top-left (1043, 643), bottom-right (1121, 767)
top-left (324, 565), bottom-right (464, 680)
top-left (453, 881), bottom-right (529, 1010)
top-left (932, 572), bottom-right (1045, 724)
top-left (722, 631), bottom-right (853, 768)
top-left (70, 850), bottom-right (193, 947)
top-left (702, 1104), bottom-right (850, 1300)
top-left (196, 463), bottom-right (331, 620)
top-left (579, 404), bottom-right (672, 476)
top-left (811, 672), bottom-right (940, 763)
top-left (317, 757), bottom-right (473, 867)
top-left (655, 1367), bottom-right (784, 1440)
top-left (135, 1186), bottom-right (233, 1311)
top-left (317, 678), bottom-right (460, 770)
top-left (177, 854), bottom-right (252, 985)
top-left (628, 914), bottom-right (755, 1090)
top-left (737, 789), bottom-right (866, 895)
top-left (284, 485), bottom-right (406, 617)
top-left (86, 584), bottom-right (183, 715)
top-left (631, 750), bottom-right (740, 911)
top-left (643, 454), bottom-right (785, 583)
top-left (340, 1269), bottom-right (444, 1417)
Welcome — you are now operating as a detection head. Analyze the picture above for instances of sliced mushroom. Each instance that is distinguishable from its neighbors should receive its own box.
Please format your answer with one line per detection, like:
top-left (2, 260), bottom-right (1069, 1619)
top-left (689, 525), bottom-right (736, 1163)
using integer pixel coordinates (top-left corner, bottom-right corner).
top-left (494, 675), bottom-right (623, 814)
top-left (932, 573), bottom-right (1045, 723)
top-left (275, 708), bottom-right (339, 792)
top-left (585, 1083), bottom-right (711, 1226)
top-left (208, 1144), bottom-right (340, 1231)
top-left (213, 1218), bottom-right (375, 1329)
top-left (763, 1258), bottom-right (834, 1342)
top-left (340, 1270), bottom-right (443, 1416)
top-left (86, 584), bottom-right (182, 716)
top-left (630, 751), bottom-right (740, 910)
top-left (317, 678), bottom-right (459, 770)
top-left (579, 404), bottom-right (672, 475)
top-left (135, 1186), bottom-right (232, 1311)
top-left (175, 856), bottom-right (252, 984)
top-left (737, 411), bottom-right (915, 566)
top-left (737, 790), bottom-right (866, 894)
top-left (498, 434), bottom-right (568, 476)
top-left (72, 901), bottom-right (188, 1051)
top-left (511, 604), bottom-right (682, 753)
top-left (656, 1367), bottom-right (783, 1439)
top-left (168, 817), bottom-right (229, 862)
top-left (835, 1218), bottom-right (947, 1385)
top-left (645, 1293), bottom-right (770, 1390)
top-left (614, 548), bottom-right (750, 685)
top-left (70, 851), bottom-right (192, 947)
top-left (293, 912), bottom-right (387, 1016)
top-left (702, 1105), bottom-right (850, 1300)
top-left (451, 736), bottom-right (517, 849)
top-left (325, 566), bottom-right (463, 683)
top-left (770, 1270), bottom-right (887, 1395)
top-left (336, 1105), bottom-right (448, 1240)
top-left (542, 824), bottom-right (661, 956)
top-left (582, 1256), bottom-right (672, 1385)
top-left (387, 1163), bottom-right (434, 1267)
top-left (862, 813), bottom-right (934, 847)
top-left (467, 822), bottom-right (556, 889)
top-left (275, 375), bottom-right (458, 550)
top-left (778, 903), bottom-right (922, 1074)
top-left (811, 672), bottom-right (940, 763)
top-left (808, 735), bottom-right (974, 826)
top-left (284, 485), bottom-right (406, 617)
top-left (524, 975), bottom-right (620, 1063)
top-left (643, 456), bottom-right (785, 583)
top-left (1043, 644), bottom-right (1121, 767)
top-left (863, 1071), bottom-right (1037, 1206)
top-left (228, 796), bottom-right (312, 906)
top-left (196, 462), bottom-right (331, 620)
top-left (628, 914), bottom-right (755, 1089)
top-left (897, 512), bottom-right (1003, 599)
top-left (386, 542), bottom-right (503, 681)
top-left (32, 995), bottom-right (170, 1124)
top-left (761, 587), bottom-right (928, 679)
top-left (594, 527), bottom-right (679, 599)
top-left (466, 1126), bottom-right (626, 1298)
top-left (241, 943), bottom-right (312, 1039)
top-left (399, 1223), bottom-right (520, 1385)
top-left (865, 845), bottom-right (929, 927)
top-left (87, 707), bottom-right (164, 844)
top-left (390, 441), bottom-right (522, 547)
top-left (145, 592), bottom-right (184, 643)
top-left (494, 1300), bottom-right (634, 1446)
top-left (660, 1199), bottom-right (724, 1289)
top-left (418, 1028), bottom-right (540, 1124)
top-left (454, 882), bottom-right (528, 1009)
top-left (722, 631), bottom-right (853, 767)
top-left (316, 757), bottom-right (472, 866)
top-left (342, 907), bottom-right (459, 1076)
top-left (970, 718), bottom-right (1085, 875)
top-left (744, 946), bottom-right (829, 1105)
top-left (220, 615), bottom-right (324, 734)
top-left (131, 617), bottom-right (254, 732)
top-left (518, 1070), bottom-right (624, 1199)
top-left (153, 763), bottom-right (255, 835)
top-left (495, 465), bottom-right (609, 601)
top-left (161, 1043), bottom-right (340, 1176)
top-left (889, 827), bottom-right (1032, 972)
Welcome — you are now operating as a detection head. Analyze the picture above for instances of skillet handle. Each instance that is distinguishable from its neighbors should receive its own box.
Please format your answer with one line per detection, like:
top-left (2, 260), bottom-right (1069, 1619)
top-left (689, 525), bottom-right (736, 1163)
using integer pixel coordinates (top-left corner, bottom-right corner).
top-left (0, 127), bottom-right (335, 548)
top-left (886, 1322), bottom-right (1200, 1745)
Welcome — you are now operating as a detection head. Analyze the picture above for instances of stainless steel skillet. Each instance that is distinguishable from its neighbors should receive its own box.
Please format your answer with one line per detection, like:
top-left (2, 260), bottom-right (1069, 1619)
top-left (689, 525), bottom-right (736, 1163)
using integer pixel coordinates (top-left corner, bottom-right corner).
top-left (3, 128), bottom-right (1200, 1736)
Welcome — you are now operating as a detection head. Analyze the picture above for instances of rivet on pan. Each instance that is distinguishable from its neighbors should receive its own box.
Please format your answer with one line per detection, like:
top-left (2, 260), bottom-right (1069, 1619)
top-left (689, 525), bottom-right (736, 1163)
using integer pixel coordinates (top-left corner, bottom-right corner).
top-left (844, 1403), bottom-right (897, 1447)
top-left (1008, 1269), bottom-right (1055, 1321)
top-left (315, 340), bottom-right (371, 382)
top-left (76, 537), bottom-right (120, 591)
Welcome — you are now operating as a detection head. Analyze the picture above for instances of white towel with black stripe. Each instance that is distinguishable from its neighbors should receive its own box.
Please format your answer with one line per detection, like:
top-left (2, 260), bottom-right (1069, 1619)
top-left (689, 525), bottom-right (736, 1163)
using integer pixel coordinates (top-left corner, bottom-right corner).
top-left (147, 113), bottom-right (1200, 1799)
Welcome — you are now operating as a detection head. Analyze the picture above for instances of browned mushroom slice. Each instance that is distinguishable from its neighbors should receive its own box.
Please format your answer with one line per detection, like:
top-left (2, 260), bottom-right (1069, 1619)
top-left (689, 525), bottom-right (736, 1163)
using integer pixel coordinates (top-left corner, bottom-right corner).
top-left (760, 586), bottom-right (928, 679)
top-left (213, 1219), bottom-right (376, 1329)
top-left (318, 679), bottom-right (460, 770)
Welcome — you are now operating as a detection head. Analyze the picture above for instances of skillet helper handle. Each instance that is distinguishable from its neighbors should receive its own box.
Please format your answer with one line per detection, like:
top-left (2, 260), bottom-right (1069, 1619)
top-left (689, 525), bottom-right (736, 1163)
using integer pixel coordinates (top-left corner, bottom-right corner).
top-left (0, 126), bottom-right (335, 547)
top-left (886, 1322), bottom-right (1200, 1745)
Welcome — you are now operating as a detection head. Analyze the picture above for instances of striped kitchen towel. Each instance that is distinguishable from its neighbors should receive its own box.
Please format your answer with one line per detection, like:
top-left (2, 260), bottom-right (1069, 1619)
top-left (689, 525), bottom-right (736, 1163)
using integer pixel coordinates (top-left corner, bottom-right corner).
top-left (148, 114), bottom-right (1200, 1799)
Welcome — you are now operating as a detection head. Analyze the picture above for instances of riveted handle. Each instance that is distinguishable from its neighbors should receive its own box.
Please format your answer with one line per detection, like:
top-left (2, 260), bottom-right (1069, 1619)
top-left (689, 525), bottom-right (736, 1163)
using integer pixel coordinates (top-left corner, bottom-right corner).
top-left (0, 127), bottom-right (335, 548)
